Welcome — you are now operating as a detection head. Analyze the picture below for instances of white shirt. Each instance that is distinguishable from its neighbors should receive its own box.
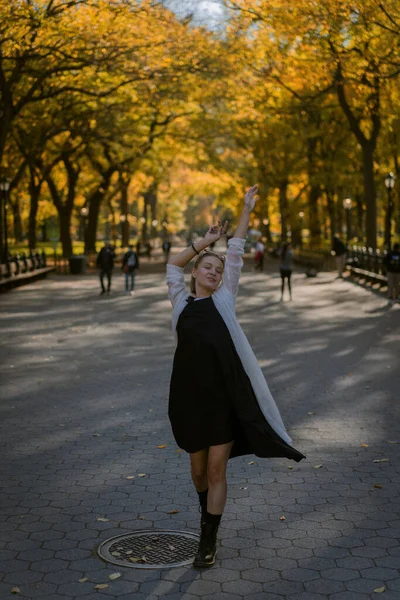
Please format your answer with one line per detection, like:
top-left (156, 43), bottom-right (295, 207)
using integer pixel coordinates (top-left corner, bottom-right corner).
top-left (166, 237), bottom-right (292, 445)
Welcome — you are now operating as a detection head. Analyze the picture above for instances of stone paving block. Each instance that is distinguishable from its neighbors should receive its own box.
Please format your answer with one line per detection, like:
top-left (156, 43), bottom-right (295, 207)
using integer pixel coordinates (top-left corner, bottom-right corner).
top-left (241, 567), bottom-right (279, 583)
top-left (304, 578), bottom-right (346, 595)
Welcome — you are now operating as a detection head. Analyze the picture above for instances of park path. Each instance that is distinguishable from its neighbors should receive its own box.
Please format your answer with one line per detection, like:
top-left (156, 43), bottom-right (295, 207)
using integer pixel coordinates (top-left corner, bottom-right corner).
top-left (0, 259), bottom-right (399, 600)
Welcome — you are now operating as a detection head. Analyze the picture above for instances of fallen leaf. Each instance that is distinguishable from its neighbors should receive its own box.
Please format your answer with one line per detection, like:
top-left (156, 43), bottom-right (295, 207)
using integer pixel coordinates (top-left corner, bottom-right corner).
top-left (279, 515), bottom-right (286, 521)
top-left (145, 546), bottom-right (152, 550)
top-left (129, 557), bottom-right (141, 563)
top-left (93, 433), bottom-right (100, 437)
top-left (288, 466), bottom-right (293, 470)
top-left (176, 449), bottom-right (182, 453)
top-left (168, 544), bottom-right (175, 551)
top-left (240, 486), bottom-right (248, 490)
top-left (138, 473), bottom-right (147, 478)
top-left (308, 411), bottom-right (316, 415)
top-left (157, 444), bottom-right (167, 449)
top-left (108, 573), bottom-right (121, 581)
top-left (373, 586), bottom-right (385, 593)
top-left (97, 517), bottom-right (109, 522)
top-left (373, 459), bottom-right (389, 463)
top-left (94, 584), bottom-right (109, 590)
top-left (111, 552), bottom-right (121, 557)
top-left (314, 464), bottom-right (323, 469)
top-left (137, 515), bottom-right (146, 520)
top-left (11, 588), bottom-right (21, 594)
top-left (78, 577), bottom-right (88, 583)
top-left (374, 484), bottom-right (383, 489)
top-left (360, 443), bottom-right (368, 448)
top-left (126, 476), bottom-right (135, 480)
top-left (125, 550), bottom-right (133, 555)
top-left (168, 509), bottom-right (179, 514)
top-left (248, 461), bottom-right (254, 465)
top-left (388, 440), bottom-right (399, 444)
top-left (141, 556), bottom-right (148, 562)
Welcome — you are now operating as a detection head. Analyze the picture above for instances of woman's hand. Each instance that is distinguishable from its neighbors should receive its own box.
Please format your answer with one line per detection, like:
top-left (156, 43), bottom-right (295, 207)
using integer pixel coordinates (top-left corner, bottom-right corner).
top-left (244, 184), bottom-right (259, 212)
top-left (204, 220), bottom-right (228, 245)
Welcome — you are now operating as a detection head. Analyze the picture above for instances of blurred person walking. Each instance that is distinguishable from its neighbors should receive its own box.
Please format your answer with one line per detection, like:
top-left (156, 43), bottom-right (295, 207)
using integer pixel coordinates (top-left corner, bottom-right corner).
top-left (122, 244), bottom-right (139, 295)
top-left (166, 186), bottom-right (305, 569)
top-left (96, 242), bottom-right (115, 295)
top-left (384, 243), bottom-right (400, 304)
top-left (332, 235), bottom-right (347, 278)
top-left (280, 242), bottom-right (293, 301)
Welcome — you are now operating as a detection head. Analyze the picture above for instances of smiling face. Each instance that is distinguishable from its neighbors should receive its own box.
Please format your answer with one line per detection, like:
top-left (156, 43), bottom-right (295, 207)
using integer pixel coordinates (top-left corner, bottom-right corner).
top-left (191, 254), bottom-right (224, 296)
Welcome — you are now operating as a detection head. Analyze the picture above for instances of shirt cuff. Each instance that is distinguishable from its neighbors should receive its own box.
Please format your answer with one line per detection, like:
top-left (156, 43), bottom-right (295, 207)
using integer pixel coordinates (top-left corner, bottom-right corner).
top-left (166, 263), bottom-right (184, 274)
top-left (228, 237), bottom-right (246, 250)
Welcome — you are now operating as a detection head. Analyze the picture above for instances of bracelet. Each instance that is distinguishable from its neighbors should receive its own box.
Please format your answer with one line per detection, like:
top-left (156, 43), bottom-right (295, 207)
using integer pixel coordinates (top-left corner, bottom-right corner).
top-left (191, 243), bottom-right (199, 255)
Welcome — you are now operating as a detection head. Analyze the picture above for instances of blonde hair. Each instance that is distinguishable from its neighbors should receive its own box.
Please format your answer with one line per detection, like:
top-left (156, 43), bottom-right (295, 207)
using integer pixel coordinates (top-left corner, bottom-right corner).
top-left (190, 251), bottom-right (225, 295)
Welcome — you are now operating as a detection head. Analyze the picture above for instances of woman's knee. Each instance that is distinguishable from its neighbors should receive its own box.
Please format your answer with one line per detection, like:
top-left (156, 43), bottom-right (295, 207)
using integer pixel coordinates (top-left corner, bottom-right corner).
top-left (207, 462), bottom-right (227, 486)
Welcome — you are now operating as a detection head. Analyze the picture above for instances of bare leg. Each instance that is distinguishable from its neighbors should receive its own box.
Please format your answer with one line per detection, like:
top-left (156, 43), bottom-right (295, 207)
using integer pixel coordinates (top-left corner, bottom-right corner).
top-left (190, 448), bottom-right (209, 492)
top-left (207, 442), bottom-right (233, 514)
top-left (288, 273), bottom-right (292, 300)
top-left (281, 276), bottom-right (285, 300)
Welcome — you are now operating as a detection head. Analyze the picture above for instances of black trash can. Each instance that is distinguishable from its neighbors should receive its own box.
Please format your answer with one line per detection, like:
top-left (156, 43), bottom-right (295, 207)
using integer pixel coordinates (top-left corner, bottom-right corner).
top-left (69, 255), bottom-right (86, 274)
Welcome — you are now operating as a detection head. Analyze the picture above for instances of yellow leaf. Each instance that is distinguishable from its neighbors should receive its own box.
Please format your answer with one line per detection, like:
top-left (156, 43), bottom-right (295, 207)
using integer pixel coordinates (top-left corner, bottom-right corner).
top-left (314, 464), bottom-right (323, 469)
top-left (108, 573), bottom-right (121, 581)
top-left (138, 473), bottom-right (147, 477)
top-left (157, 444), bottom-right (167, 449)
top-left (137, 515), bottom-right (146, 520)
top-left (129, 557), bottom-right (140, 562)
top-left (374, 484), bottom-right (383, 489)
top-left (78, 577), bottom-right (88, 583)
top-left (288, 466), bottom-right (293, 470)
top-left (97, 517), bottom-right (109, 522)
top-left (94, 584), bottom-right (109, 589)
top-left (373, 586), bottom-right (385, 593)
top-left (176, 449), bottom-right (182, 453)
top-left (11, 588), bottom-right (21, 594)
top-left (126, 476), bottom-right (135, 479)
top-left (279, 515), bottom-right (286, 521)
top-left (360, 443), bottom-right (368, 448)
top-left (388, 440), bottom-right (399, 444)
top-left (308, 411), bottom-right (316, 415)
top-left (248, 461), bottom-right (254, 465)
top-left (373, 459), bottom-right (389, 463)
top-left (168, 509), bottom-right (179, 514)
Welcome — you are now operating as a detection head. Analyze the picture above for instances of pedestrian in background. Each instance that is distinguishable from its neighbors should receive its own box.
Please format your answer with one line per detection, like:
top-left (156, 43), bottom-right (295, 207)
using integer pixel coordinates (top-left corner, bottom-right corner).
top-left (96, 242), bottom-right (115, 295)
top-left (162, 239), bottom-right (172, 263)
top-left (166, 186), bottom-right (305, 569)
top-left (332, 235), bottom-right (347, 278)
top-left (122, 244), bottom-right (139, 295)
top-left (384, 242), bottom-right (400, 304)
top-left (280, 242), bottom-right (293, 301)
top-left (254, 238), bottom-right (265, 271)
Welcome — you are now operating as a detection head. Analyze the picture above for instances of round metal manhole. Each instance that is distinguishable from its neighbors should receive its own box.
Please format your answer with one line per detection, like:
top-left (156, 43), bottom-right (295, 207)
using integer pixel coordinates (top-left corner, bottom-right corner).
top-left (97, 530), bottom-right (200, 569)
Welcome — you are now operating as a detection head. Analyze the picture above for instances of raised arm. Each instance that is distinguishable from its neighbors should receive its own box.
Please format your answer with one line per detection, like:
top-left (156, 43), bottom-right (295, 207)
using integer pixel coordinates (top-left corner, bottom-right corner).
top-left (233, 185), bottom-right (258, 239)
top-left (168, 221), bottom-right (228, 268)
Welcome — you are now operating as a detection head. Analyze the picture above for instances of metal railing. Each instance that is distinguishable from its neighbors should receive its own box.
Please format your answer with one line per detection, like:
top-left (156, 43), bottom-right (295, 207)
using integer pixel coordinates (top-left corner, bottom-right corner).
top-left (346, 246), bottom-right (387, 276)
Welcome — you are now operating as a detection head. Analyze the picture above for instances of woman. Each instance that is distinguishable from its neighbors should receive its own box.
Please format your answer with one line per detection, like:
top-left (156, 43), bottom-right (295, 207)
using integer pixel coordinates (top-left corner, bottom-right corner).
top-left (280, 242), bottom-right (293, 301)
top-left (166, 186), bottom-right (305, 569)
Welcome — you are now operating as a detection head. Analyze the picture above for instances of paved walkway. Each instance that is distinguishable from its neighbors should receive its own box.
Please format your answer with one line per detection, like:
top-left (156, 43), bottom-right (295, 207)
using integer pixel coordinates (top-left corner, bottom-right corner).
top-left (0, 259), bottom-right (399, 600)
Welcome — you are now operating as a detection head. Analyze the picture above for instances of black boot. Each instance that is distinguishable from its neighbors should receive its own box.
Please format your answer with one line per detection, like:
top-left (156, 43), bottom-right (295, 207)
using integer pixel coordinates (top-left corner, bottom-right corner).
top-left (193, 511), bottom-right (221, 568)
top-left (197, 489), bottom-right (208, 527)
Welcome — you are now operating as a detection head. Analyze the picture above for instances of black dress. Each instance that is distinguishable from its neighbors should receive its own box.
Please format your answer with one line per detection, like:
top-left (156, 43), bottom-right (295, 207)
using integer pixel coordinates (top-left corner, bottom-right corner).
top-left (168, 296), bottom-right (305, 462)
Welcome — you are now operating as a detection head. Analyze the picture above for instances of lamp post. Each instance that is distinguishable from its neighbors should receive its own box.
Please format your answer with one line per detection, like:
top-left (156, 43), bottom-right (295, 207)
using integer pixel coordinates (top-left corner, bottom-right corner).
top-left (80, 206), bottom-right (88, 251)
top-left (384, 172), bottom-right (396, 251)
top-left (0, 178), bottom-right (10, 274)
top-left (343, 198), bottom-right (352, 245)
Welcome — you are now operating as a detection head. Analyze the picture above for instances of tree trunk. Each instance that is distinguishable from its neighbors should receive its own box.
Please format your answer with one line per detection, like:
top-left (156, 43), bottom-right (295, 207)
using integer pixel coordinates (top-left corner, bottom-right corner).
top-left (58, 209), bottom-right (73, 257)
top-left (362, 144), bottom-right (377, 248)
top-left (11, 201), bottom-right (23, 242)
top-left (28, 167), bottom-right (42, 250)
top-left (85, 189), bottom-right (104, 253)
top-left (326, 190), bottom-right (336, 240)
top-left (120, 180), bottom-right (130, 246)
top-left (278, 180), bottom-right (289, 242)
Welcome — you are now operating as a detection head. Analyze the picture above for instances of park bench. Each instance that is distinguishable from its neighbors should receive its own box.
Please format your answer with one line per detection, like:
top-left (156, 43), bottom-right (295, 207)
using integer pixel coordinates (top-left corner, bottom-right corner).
top-left (0, 251), bottom-right (55, 291)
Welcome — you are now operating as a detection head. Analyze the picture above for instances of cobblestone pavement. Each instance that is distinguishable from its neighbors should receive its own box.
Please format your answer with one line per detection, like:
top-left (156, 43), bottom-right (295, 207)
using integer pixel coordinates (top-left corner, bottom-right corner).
top-left (1, 259), bottom-right (399, 600)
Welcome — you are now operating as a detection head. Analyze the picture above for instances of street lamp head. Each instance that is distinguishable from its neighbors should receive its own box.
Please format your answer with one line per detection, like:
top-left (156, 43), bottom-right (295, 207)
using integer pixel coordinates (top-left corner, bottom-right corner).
top-left (384, 172), bottom-right (395, 190)
top-left (152, 219), bottom-right (158, 227)
top-left (0, 178), bottom-right (10, 192)
top-left (343, 198), bottom-right (352, 210)
top-left (298, 211), bottom-right (304, 219)
top-left (80, 206), bottom-right (88, 217)
top-left (262, 218), bottom-right (269, 225)
top-left (120, 214), bottom-right (127, 222)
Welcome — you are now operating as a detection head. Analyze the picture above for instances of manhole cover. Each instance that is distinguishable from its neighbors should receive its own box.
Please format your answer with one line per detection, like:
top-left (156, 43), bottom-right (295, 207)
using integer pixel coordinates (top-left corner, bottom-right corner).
top-left (97, 530), bottom-right (200, 569)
